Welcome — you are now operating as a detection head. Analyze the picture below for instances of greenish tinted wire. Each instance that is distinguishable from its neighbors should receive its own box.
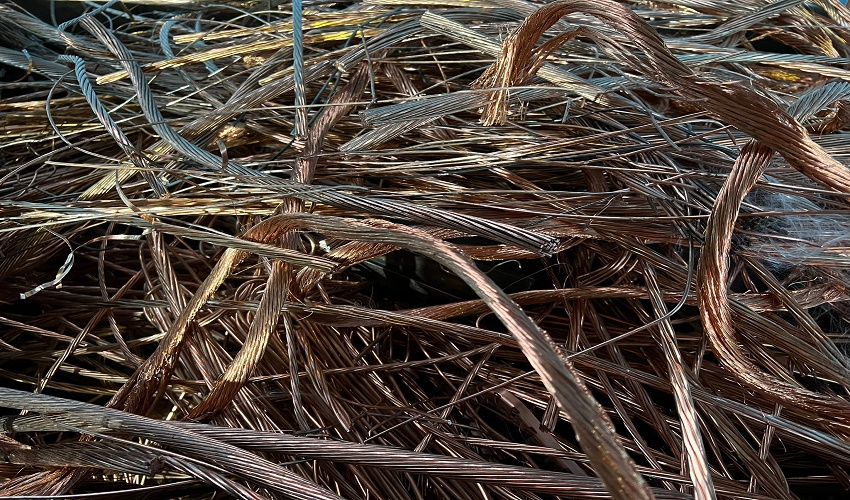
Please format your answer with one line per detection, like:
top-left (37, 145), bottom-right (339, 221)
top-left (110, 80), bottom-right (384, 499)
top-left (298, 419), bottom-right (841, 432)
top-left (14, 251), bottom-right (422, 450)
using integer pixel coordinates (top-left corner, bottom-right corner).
top-left (292, 0), bottom-right (307, 137)
top-left (58, 54), bottom-right (166, 197)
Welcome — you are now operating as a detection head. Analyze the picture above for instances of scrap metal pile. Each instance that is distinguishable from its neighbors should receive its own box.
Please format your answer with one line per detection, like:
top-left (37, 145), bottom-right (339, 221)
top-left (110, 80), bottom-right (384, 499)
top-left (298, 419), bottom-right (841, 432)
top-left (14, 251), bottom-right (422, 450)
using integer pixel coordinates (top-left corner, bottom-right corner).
top-left (2, 0), bottom-right (850, 498)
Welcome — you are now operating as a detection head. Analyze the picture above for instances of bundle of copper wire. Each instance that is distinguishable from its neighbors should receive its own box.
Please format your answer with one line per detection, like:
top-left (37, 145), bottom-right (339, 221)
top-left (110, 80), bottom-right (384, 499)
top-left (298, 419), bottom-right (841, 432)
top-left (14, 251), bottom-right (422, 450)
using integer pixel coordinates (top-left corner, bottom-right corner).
top-left (2, 0), bottom-right (850, 498)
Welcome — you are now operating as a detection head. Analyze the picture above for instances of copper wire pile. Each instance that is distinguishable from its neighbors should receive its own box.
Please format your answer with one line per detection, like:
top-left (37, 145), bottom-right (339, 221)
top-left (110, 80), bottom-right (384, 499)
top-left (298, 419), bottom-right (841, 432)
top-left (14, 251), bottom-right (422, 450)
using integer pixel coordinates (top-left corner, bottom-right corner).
top-left (3, 0), bottom-right (850, 498)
